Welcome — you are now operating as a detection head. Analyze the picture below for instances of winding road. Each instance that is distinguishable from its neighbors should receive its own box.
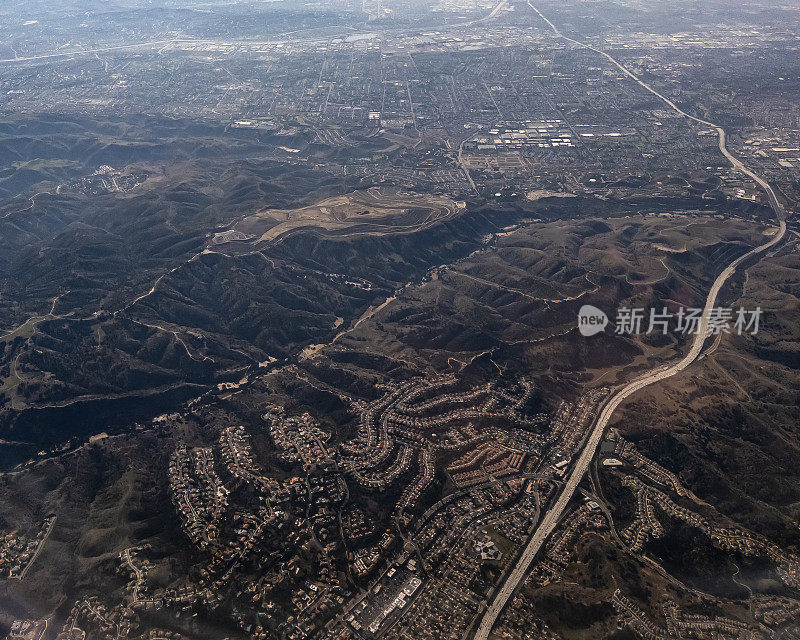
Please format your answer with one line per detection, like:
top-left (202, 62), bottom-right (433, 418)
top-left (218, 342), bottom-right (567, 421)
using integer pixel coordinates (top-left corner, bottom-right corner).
top-left (122, 547), bottom-right (145, 604)
top-left (473, 6), bottom-right (788, 639)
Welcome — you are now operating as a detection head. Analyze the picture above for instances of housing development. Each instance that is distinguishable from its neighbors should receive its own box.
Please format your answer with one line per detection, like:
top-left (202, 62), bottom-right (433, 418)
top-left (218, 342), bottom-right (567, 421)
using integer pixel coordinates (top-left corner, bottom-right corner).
top-left (0, 0), bottom-right (798, 639)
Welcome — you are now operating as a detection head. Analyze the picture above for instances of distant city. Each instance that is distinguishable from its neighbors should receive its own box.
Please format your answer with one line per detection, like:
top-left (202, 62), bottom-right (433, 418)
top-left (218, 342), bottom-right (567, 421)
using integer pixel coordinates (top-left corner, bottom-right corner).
top-left (0, 1), bottom-right (798, 640)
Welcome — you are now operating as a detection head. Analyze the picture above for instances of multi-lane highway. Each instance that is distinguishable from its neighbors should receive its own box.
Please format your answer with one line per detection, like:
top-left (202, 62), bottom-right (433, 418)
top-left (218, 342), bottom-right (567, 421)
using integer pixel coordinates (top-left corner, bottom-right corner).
top-left (474, 6), bottom-right (788, 639)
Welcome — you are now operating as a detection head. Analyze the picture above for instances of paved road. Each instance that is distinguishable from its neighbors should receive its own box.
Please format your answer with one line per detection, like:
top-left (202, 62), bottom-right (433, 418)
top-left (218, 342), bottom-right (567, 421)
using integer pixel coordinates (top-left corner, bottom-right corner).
top-left (0, 40), bottom-right (199, 65)
top-left (473, 7), bottom-right (788, 639)
top-left (16, 516), bottom-right (57, 581)
top-left (122, 547), bottom-right (145, 603)
top-left (456, 0), bottom-right (509, 27)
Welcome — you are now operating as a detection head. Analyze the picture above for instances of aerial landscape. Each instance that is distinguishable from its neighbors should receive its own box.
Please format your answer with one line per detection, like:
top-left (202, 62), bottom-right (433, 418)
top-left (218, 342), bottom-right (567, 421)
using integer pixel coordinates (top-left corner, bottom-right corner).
top-left (0, 0), bottom-right (798, 639)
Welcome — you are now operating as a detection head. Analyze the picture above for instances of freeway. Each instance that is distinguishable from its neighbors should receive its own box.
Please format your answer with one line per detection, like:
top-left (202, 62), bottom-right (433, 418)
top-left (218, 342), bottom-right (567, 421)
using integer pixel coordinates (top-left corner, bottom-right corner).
top-left (0, 40), bottom-right (204, 65)
top-left (473, 6), bottom-right (788, 639)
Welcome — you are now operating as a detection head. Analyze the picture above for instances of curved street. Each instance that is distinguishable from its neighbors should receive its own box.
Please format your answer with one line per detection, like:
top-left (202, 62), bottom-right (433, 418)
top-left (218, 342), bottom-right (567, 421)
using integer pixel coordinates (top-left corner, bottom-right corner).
top-left (473, 6), bottom-right (788, 639)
